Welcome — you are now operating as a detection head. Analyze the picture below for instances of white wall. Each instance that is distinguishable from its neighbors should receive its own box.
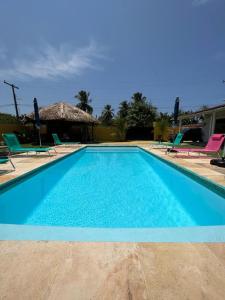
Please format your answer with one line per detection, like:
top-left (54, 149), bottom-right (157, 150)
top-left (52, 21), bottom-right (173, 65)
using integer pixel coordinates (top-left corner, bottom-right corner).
top-left (202, 109), bottom-right (225, 142)
top-left (202, 114), bottom-right (211, 142)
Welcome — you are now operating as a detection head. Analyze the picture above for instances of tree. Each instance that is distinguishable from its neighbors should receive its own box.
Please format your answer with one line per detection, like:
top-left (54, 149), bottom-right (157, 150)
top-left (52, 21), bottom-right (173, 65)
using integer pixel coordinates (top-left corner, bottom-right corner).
top-left (179, 109), bottom-right (199, 125)
top-left (199, 105), bottom-right (209, 111)
top-left (114, 116), bottom-right (127, 141)
top-left (127, 92), bottom-right (157, 127)
top-left (74, 90), bottom-right (93, 114)
top-left (0, 112), bottom-right (19, 124)
top-left (154, 119), bottom-right (169, 141)
top-left (117, 100), bottom-right (129, 119)
top-left (99, 104), bottom-right (114, 125)
top-left (157, 112), bottom-right (172, 124)
top-left (131, 92), bottom-right (147, 103)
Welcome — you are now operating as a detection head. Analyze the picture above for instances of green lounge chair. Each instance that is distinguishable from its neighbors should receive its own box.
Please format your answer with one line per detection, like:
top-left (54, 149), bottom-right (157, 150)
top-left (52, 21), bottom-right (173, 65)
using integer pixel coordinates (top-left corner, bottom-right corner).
top-left (2, 133), bottom-right (56, 156)
top-left (52, 133), bottom-right (80, 146)
top-left (151, 132), bottom-right (183, 149)
top-left (0, 156), bottom-right (15, 170)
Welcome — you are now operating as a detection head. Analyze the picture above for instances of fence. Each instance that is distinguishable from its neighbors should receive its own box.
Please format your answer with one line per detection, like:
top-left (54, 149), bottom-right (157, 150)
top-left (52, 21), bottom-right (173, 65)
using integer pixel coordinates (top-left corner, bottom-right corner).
top-left (93, 125), bottom-right (118, 142)
top-left (0, 124), bottom-right (32, 142)
top-left (0, 123), bottom-right (155, 143)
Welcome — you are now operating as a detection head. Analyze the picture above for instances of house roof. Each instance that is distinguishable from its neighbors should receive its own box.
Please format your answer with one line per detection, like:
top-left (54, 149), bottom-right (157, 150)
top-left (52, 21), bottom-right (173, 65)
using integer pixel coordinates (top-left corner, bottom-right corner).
top-left (27, 102), bottom-right (98, 124)
top-left (178, 103), bottom-right (225, 120)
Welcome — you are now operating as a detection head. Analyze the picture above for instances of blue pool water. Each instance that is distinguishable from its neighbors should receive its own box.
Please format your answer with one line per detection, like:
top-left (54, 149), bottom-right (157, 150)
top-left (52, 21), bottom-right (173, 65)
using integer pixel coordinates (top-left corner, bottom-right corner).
top-left (1, 146), bottom-right (225, 228)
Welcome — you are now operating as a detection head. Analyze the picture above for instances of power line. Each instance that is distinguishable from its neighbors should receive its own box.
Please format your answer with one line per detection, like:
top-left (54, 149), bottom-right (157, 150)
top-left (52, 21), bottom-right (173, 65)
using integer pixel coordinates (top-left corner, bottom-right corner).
top-left (0, 102), bottom-right (218, 111)
top-left (3, 80), bottom-right (20, 118)
top-left (0, 104), bottom-right (14, 107)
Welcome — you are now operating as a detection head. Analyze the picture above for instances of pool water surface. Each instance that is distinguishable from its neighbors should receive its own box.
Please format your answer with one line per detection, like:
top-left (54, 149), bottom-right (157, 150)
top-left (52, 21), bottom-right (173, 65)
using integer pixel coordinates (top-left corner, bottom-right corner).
top-left (1, 147), bottom-right (225, 229)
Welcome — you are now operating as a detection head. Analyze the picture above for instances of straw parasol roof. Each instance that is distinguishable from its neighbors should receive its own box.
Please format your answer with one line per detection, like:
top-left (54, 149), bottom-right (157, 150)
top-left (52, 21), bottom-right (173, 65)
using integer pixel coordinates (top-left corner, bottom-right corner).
top-left (27, 102), bottom-right (98, 124)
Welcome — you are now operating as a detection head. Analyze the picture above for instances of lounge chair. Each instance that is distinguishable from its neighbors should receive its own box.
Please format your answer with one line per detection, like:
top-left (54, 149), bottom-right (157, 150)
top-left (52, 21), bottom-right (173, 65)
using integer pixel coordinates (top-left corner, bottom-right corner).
top-left (2, 133), bottom-right (56, 156)
top-left (171, 134), bottom-right (225, 157)
top-left (0, 156), bottom-right (15, 170)
top-left (52, 133), bottom-right (80, 146)
top-left (151, 132), bottom-right (183, 149)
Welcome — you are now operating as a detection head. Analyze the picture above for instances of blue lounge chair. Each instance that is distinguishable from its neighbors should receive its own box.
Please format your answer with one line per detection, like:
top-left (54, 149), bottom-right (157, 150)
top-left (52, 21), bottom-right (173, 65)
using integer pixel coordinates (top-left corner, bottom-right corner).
top-left (3, 133), bottom-right (56, 156)
top-left (52, 133), bottom-right (80, 146)
top-left (151, 132), bottom-right (183, 149)
top-left (0, 156), bottom-right (15, 170)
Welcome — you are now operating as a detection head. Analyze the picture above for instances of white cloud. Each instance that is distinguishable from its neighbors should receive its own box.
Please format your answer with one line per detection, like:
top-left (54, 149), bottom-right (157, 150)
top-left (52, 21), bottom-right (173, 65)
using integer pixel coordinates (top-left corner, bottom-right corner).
top-left (0, 41), bottom-right (105, 80)
top-left (192, 0), bottom-right (212, 6)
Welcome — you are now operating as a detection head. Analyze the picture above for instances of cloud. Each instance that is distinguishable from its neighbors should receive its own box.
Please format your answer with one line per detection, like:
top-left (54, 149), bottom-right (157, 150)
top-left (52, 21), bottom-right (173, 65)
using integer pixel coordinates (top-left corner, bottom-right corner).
top-left (192, 0), bottom-right (211, 6)
top-left (0, 41), bottom-right (105, 80)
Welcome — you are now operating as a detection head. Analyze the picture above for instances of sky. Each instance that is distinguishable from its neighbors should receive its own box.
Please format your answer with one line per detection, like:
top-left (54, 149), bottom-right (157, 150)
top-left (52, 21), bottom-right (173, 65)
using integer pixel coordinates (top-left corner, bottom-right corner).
top-left (0, 0), bottom-right (225, 117)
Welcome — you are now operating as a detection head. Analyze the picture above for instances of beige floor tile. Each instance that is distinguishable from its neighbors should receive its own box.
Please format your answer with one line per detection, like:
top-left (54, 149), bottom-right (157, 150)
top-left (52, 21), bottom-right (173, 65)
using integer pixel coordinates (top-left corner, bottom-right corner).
top-left (1, 143), bottom-right (225, 299)
top-left (0, 242), bottom-right (225, 300)
top-left (137, 243), bottom-right (225, 300)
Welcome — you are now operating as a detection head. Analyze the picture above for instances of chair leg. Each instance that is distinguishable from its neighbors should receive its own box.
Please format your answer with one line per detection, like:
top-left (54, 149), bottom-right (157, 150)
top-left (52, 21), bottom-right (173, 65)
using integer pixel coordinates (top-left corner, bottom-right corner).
top-left (9, 159), bottom-right (15, 170)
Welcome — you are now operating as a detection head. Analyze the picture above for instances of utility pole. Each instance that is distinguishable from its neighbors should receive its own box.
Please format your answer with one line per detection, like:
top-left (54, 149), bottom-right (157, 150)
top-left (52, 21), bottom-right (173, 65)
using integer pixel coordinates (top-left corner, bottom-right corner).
top-left (3, 80), bottom-right (20, 119)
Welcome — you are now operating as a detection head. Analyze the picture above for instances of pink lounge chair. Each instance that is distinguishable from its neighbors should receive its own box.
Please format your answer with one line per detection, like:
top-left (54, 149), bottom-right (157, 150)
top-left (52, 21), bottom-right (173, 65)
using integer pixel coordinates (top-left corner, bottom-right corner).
top-left (171, 134), bottom-right (225, 158)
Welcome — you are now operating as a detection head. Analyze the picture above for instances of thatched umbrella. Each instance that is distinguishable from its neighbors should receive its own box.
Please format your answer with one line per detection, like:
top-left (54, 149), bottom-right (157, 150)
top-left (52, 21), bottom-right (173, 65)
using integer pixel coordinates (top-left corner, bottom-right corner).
top-left (27, 102), bottom-right (98, 142)
top-left (27, 102), bottom-right (98, 124)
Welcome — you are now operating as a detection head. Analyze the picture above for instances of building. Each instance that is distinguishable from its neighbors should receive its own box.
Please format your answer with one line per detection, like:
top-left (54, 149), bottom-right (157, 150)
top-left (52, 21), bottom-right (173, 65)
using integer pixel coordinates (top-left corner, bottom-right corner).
top-left (178, 104), bottom-right (225, 142)
top-left (27, 102), bottom-right (98, 142)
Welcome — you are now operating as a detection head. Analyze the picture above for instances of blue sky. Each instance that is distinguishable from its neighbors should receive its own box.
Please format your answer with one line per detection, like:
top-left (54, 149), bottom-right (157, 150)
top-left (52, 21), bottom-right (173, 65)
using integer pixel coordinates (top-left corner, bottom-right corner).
top-left (0, 0), bottom-right (225, 116)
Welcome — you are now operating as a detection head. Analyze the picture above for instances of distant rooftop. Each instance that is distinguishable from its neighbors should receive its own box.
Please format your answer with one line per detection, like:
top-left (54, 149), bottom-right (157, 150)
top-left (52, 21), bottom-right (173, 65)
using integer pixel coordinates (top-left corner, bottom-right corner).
top-left (178, 102), bottom-right (225, 120)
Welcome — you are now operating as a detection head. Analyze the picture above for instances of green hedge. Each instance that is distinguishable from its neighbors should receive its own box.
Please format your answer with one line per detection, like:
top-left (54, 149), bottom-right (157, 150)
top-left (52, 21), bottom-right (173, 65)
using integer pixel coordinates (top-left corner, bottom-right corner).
top-left (0, 113), bottom-right (19, 124)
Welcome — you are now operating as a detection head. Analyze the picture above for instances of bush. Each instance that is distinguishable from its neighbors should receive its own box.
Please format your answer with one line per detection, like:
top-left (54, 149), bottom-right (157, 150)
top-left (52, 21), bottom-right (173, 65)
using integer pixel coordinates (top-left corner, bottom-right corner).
top-left (154, 119), bottom-right (169, 141)
top-left (114, 117), bottom-right (127, 141)
top-left (0, 113), bottom-right (19, 124)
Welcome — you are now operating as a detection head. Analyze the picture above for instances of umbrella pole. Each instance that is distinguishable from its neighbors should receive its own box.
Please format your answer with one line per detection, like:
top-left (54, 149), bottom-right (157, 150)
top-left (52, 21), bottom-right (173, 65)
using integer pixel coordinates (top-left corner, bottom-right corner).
top-left (38, 129), bottom-right (42, 147)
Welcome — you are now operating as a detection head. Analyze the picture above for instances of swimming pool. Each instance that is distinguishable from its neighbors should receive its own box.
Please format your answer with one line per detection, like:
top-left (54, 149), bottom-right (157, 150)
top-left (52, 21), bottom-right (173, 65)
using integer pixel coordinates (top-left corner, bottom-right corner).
top-left (1, 146), bottom-right (225, 241)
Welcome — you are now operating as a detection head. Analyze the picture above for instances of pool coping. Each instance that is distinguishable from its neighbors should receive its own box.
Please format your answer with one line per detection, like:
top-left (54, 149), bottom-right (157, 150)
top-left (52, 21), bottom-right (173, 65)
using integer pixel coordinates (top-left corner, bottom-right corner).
top-left (0, 224), bottom-right (225, 242)
top-left (1, 145), bottom-right (225, 242)
top-left (139, 146), bottom-right (225, 198)
top-left (0, 146), bottom-right (86, 194)
top-left (0, 145), bottom-right (140, 193)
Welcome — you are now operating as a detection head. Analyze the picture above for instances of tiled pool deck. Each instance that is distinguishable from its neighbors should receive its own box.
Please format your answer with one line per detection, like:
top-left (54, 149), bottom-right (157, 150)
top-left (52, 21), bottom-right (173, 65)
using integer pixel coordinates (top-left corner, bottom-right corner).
top-left (0, 142), bottom-right (225, 299)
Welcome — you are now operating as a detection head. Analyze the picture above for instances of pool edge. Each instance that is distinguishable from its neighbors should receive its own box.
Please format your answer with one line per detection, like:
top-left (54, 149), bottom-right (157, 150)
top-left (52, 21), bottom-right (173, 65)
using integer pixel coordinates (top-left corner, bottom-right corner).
top-left (0, 146), bottom-right (86, 194)
top-left (1, 145), bottom-right (225, 242)
top-left (1, 224), bottom-right (225, 242)
top-left (139, 146), bottom-right (225, 198)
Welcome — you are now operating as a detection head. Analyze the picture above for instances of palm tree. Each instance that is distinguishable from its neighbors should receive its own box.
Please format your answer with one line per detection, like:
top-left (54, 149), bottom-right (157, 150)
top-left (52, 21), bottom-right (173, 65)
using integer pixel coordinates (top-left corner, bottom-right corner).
top-left (74, 90), bottom-right (93, 114)
top-left (118, 100), bottom-right (129, 118)
top-left (131, 92), bottom-right (147, 103)
top-left (100, 104), bottom-right (114, 125)
top-left (127, 92), bottom-right (157, 127)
